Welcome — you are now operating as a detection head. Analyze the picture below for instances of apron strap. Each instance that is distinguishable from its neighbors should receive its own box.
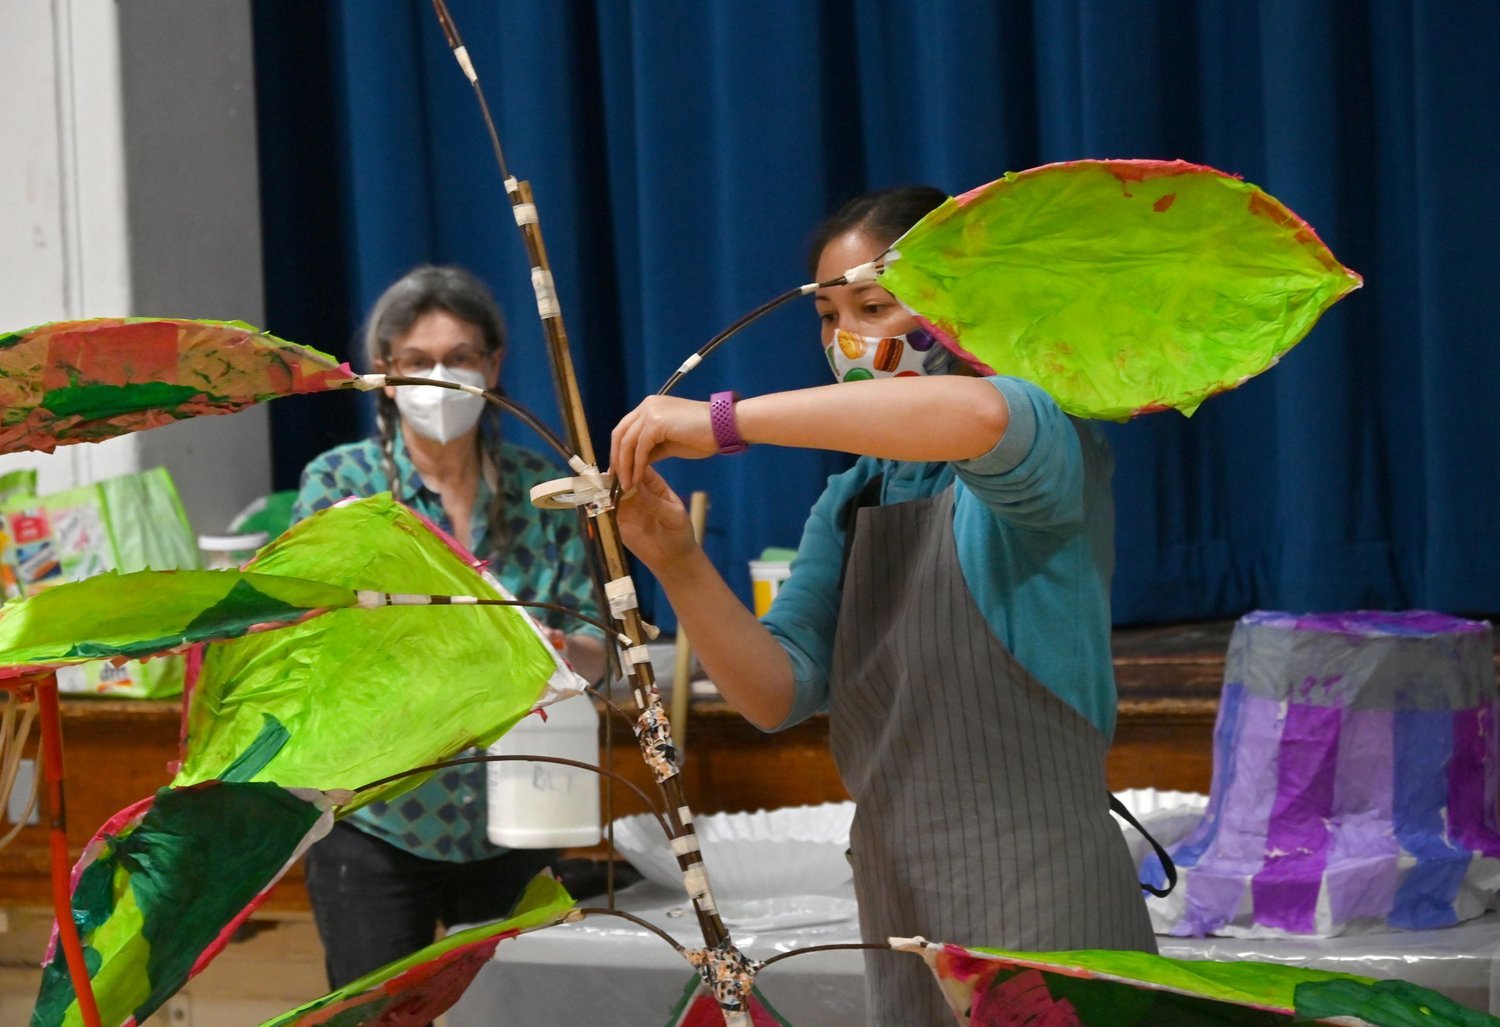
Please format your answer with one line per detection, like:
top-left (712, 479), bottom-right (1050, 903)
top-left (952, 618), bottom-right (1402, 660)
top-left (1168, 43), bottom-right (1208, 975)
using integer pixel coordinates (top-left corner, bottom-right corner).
top-left (1109, 794), bottom-right (1179, 897)
top-left (836, 472), bottom-right (885, 592)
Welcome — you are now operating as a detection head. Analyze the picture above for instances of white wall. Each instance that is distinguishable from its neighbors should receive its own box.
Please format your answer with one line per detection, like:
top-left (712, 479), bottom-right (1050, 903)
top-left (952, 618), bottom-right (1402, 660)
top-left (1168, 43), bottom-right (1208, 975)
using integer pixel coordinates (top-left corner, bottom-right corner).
top-left (0, 0), bottom-right (270, 536)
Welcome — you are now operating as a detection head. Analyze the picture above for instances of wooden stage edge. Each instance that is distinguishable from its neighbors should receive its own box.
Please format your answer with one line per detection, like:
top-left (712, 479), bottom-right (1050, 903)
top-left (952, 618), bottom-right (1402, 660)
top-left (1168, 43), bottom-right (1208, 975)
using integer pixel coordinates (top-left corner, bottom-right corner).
top-left (3, 619), bottom-right (1497, 912)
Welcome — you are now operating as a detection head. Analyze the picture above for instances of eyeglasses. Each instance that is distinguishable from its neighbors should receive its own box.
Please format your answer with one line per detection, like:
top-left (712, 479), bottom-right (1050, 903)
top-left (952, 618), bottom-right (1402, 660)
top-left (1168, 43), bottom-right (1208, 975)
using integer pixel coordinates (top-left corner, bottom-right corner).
top-left (389, 347), bottom-right (492, 377)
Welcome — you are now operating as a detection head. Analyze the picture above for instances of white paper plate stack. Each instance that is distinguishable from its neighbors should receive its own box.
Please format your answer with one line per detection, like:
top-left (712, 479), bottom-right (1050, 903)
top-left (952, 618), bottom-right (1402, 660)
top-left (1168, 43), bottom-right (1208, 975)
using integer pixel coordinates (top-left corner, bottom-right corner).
top-left (610, 801), bottom-right (855, 901)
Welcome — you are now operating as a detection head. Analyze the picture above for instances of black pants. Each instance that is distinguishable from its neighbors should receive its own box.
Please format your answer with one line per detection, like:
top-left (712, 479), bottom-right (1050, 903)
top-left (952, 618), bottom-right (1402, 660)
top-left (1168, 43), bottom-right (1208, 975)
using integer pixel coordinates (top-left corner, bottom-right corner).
top-left (304, 820), bottom-right (558, 990)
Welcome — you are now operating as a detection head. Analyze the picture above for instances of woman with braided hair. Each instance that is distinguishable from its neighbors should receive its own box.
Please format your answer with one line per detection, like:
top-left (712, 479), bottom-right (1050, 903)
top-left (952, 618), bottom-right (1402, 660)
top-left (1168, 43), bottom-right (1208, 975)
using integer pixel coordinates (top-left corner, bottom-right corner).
top-left (293, 264), bottom-right (605, 990)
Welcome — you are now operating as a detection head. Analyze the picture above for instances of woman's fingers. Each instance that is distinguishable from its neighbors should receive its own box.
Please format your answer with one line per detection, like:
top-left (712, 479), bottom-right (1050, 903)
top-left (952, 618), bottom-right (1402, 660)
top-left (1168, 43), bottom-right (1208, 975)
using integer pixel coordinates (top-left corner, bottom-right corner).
top-left (610, 409), bottom-right (640, 490)
top-left (615, 467), bottom-right (696, 569)
top-left (609, 397), bottom-right (717, 490)
top-left (636, 466), bottom-right (685, 515)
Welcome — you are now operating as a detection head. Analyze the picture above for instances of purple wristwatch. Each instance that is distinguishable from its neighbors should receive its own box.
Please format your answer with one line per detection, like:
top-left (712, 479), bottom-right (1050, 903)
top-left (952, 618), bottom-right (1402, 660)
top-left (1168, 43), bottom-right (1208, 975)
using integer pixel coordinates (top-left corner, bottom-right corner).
top-left (709, 390), bottom-right (748, 454)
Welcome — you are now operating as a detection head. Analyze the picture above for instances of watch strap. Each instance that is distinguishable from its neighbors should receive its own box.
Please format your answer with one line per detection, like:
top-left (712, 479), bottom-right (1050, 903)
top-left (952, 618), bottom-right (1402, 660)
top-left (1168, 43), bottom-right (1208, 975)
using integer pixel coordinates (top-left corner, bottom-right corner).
top-left (709, 390), bottom-right (748, 454)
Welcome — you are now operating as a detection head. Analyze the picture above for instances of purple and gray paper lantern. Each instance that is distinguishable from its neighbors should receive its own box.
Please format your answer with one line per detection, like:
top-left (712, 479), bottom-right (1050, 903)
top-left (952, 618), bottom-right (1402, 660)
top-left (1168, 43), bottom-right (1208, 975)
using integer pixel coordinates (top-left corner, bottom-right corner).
top-left (1149, 610), bottom-right (1500, 938)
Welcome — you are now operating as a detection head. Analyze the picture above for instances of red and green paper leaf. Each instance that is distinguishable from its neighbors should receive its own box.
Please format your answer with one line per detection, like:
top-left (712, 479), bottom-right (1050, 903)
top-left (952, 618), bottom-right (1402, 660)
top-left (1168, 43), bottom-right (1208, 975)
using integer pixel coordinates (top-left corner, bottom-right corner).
top-left (0, 318), bottom-right (355, 455)
top-left (879, 159), bottom-right (1362, 420)
top-left (171, 494), bottom-right (574, 810)
top-left (0, 569), bottom-right (356, 679)
top-left (31, 783), bottom-right (334, 1027)
top-left (258, 874), bottom-right (574, 1026)
top-left (895, 938), bottom-right (1499, 1026)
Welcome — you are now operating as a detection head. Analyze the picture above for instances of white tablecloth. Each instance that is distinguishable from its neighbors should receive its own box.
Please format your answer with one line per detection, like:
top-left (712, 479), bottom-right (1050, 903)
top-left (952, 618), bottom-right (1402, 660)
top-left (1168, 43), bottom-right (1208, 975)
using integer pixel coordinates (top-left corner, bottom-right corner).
top-left (448, 883), bottom-right (869, 1025)
top-left (1159, 912), bottom-right (1500, 1016)
top-left (447, 882), bottom-right (1500, 1025)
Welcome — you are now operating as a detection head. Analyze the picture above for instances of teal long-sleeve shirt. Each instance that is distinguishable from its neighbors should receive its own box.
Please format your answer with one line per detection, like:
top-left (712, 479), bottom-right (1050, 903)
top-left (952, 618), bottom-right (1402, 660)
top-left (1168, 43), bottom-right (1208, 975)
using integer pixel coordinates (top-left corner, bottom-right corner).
top-left (760, 376), bottom-right (1120, 738)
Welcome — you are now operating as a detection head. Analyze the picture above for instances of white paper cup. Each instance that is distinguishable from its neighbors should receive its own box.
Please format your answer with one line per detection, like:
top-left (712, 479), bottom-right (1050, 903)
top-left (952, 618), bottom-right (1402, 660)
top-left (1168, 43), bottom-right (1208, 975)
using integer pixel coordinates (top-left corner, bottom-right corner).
top-left (197, 532), bottom-right (268, 569)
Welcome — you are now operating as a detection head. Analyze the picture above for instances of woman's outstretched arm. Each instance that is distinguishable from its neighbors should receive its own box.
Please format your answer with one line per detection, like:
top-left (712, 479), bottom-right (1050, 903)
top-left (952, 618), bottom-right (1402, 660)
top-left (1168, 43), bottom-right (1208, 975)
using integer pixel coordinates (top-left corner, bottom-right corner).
top-left (610, 375), bottom-right (1009, 492)
top-left (614, 469), bottom-right (796, 730)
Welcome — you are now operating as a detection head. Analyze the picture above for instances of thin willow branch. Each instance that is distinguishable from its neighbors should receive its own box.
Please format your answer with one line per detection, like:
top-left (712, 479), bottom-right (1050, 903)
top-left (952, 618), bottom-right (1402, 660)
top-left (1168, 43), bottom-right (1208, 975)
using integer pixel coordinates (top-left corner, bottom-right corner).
top-left (379, 375), bottom-right (573, 463)
top-left (572, 906), bottom-right (689, 957)
top-left (653, 267), bottom-right (882, 396)
top-left (350, 753), bottom-right (670, 841)
top-left (586, 685), bottom-right (640, 735)
top-left (428, 0), bottom-right (511, 181)
top-left (758, 941), bottom-right (892, 970)
top-left (655, 284), bottom-right (811, 397)
top-left (361, 595), bottom-right (625, 643)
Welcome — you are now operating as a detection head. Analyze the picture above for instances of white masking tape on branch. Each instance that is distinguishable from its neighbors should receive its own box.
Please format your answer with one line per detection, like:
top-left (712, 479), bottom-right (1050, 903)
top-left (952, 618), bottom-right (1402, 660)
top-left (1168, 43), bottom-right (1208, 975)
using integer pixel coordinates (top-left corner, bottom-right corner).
top-left (623, 645), bottom-right (651, 665)
top-left (671, 835), bottom-right (701, 858)
top-left (357, 591), bottom-right (482, 608)
top-left (531, 267), bottom-right (561, 319)
top-left (453, 46), bottom-right (478, 83)
top-left (682, 866), bottom-right (715, 910)
top-left (841, 258), bottom-right (884, 284)
top-left (363, 592), bottom-right (428, 606)
top-left (604, 577), bottom-right (638, 617)
top-left (512, 202), bottom-right (539, 227)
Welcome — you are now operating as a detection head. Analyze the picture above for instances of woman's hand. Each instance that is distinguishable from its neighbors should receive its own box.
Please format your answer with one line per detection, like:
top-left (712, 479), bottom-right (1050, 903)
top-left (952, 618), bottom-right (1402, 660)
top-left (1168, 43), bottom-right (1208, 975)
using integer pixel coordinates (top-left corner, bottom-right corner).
top-left (609, 395), bottom-right (717, 492)
top-left (614, 467), bottom-right (701, 573)
top-left (616, 468), bottom-right (797, 730)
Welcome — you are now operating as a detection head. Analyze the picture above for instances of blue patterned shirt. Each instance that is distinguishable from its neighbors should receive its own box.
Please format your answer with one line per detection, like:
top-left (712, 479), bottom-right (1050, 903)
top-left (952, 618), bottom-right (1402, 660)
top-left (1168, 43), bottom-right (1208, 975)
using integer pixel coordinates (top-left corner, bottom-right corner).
top-left (292, 430), bottom-right (603, 861)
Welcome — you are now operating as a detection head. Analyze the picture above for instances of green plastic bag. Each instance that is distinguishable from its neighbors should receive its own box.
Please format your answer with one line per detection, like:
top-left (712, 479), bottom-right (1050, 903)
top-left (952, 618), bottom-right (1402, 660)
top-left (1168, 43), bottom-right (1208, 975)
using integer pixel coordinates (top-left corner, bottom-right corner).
top-left (0, 465), bottom-right (199, 697)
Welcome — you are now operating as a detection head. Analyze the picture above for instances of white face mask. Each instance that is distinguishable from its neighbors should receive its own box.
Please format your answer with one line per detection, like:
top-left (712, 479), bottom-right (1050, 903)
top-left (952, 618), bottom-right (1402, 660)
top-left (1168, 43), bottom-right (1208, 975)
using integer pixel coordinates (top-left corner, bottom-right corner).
top-left (825, 326), bottom-right (954, 383)
top-left (392, 363), bottom-right (489, 443)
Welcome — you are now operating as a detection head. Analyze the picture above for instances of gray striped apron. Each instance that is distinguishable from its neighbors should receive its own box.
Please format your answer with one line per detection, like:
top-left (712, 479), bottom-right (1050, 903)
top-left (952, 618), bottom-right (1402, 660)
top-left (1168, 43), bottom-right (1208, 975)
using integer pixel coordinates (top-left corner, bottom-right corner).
top-left (829, 486), bottom-right (1156, 1025)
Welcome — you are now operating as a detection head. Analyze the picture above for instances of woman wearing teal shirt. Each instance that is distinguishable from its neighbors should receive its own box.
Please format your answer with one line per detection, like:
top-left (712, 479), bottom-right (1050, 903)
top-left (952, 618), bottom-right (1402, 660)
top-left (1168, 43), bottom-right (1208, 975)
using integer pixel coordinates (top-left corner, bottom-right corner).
top-left (295, 265), bottom-right (605, 992)
top-left (610, 190), bottom-right (1154, 1024)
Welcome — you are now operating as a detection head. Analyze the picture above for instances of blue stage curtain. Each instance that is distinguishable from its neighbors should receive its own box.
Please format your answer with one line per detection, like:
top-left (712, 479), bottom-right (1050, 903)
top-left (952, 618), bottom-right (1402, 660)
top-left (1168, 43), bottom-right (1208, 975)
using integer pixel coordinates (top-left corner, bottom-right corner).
top-left (252, 0), bottom-right (1500, 626)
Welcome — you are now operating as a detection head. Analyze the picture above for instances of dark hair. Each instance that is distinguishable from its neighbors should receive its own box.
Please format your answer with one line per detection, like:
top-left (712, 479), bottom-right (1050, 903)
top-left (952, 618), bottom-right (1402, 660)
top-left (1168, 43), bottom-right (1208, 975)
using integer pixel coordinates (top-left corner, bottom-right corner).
top-left (364, 263), bottom-right (507, 428)
top-left (364, 265), bottom-right (506, 372)
top-left (806, 185), bottom-right (949, 277)
top-left (365, 265), bottom-right (513, 549)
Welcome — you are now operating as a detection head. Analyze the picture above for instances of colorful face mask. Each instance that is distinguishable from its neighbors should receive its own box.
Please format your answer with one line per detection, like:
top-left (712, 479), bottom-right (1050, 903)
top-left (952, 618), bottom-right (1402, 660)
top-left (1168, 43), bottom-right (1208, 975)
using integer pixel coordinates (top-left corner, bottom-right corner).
top-left (393, 363), bottom-right (488, 443)
top-left (825, 326), bottom-right (953, 383)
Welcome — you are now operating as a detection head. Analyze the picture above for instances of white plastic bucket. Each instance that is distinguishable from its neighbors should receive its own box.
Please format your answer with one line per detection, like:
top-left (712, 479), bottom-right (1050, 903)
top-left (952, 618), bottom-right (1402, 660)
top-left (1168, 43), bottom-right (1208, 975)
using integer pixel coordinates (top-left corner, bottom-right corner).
top-left (486, 694), bottom-right (601, 848)
top-left (748, 559), bottom-right (792, 618)
top-left (197, 532), bottom-right (268, 569)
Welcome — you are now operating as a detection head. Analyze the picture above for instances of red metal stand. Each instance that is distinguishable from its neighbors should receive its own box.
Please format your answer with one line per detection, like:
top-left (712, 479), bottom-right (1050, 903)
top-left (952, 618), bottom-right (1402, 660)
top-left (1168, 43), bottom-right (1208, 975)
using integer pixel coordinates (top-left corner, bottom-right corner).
top-left (32, 675), bottom-right (103, 1027)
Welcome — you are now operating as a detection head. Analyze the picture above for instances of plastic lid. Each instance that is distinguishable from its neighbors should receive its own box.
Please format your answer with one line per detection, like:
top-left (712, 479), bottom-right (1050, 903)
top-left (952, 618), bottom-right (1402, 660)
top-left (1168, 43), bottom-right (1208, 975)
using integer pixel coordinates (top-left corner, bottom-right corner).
top-left (197, 532), bottom-right (269, 552)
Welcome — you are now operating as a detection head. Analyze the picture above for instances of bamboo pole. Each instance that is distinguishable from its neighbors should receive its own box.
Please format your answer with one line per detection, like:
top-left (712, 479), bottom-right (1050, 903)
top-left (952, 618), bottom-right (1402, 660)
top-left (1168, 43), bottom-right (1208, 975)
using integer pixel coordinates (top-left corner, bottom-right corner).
top-left (426, 7), bottom-right (748, 1017)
